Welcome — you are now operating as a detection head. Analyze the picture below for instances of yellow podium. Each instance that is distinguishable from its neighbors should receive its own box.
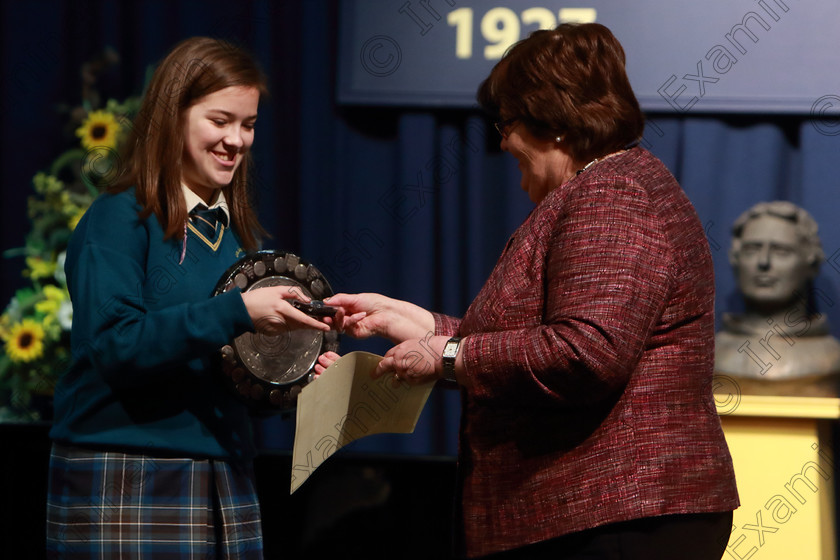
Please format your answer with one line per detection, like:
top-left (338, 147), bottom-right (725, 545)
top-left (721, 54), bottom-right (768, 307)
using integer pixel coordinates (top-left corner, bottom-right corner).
top-left (716, 393), bottom-right (840, 559)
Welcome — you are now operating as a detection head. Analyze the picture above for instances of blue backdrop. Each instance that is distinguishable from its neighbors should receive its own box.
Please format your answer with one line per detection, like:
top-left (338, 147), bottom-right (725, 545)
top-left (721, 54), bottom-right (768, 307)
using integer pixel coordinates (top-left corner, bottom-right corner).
top-left (2, 0), bottom-right (840, 457)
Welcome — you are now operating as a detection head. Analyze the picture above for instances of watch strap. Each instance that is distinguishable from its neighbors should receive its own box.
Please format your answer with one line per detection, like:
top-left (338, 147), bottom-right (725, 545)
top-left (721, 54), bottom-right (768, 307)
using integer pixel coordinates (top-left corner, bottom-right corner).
top-left (442, 336), bottom-right (461, 382)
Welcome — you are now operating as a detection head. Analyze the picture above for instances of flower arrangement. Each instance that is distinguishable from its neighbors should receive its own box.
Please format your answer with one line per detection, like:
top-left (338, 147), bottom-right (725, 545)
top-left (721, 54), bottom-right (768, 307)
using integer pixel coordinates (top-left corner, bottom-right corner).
top-left (0, 51), bottom-right (139, 421)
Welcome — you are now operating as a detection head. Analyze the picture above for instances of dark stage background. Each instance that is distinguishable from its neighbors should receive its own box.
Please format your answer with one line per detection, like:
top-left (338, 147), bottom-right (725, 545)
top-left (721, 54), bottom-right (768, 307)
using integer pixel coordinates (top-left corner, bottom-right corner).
top-left (3, 0), bottom-right (840, 455)
top-left (2, 3), bottom-right (840, 553)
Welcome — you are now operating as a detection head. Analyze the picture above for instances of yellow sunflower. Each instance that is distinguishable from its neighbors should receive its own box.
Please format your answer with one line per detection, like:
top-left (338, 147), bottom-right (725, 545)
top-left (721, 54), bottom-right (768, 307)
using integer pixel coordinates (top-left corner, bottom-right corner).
top-left (75, 110), bottom-right (121, 151)
top-left (4, 319), bottom-right (46, 363)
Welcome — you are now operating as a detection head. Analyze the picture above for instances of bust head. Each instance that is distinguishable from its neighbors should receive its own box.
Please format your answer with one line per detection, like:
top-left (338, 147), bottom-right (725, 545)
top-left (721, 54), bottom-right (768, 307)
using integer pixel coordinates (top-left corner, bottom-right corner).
top-left (729, 201), bottom-right (823, 314)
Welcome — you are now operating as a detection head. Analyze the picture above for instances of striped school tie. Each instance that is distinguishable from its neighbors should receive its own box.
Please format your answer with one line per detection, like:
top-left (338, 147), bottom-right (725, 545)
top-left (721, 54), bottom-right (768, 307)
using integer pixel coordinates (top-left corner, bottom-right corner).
top-left (189, 204), bottom-right (227, 238)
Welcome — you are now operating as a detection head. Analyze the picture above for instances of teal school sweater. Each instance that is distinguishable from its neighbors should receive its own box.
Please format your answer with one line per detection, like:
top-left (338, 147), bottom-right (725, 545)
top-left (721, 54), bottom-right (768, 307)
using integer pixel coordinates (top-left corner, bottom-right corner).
top-left (49, 188), bottom-right (257, 459)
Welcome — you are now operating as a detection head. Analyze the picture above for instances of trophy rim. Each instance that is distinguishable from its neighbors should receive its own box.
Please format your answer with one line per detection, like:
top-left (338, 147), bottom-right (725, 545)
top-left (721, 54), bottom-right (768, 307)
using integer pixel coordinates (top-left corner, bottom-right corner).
top-left (213, 250), bottom-right (339, 414)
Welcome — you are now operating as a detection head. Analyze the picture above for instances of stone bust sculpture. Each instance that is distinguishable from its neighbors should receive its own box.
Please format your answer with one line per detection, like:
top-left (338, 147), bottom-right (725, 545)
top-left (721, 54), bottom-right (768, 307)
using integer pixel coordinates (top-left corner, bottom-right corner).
top-left (715, 201), bottom-right (840, 396)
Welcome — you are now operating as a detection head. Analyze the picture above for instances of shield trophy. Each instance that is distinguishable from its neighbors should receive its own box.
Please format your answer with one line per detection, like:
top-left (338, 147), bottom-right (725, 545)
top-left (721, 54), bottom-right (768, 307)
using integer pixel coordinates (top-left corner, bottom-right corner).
top-left (213, 250), bottom-right (339, 413)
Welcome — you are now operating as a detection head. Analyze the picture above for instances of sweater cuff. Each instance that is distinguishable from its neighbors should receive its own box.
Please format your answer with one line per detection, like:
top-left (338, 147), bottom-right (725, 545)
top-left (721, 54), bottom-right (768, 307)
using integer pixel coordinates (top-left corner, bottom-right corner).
top-left (214, 288), bottom-right (254, 337)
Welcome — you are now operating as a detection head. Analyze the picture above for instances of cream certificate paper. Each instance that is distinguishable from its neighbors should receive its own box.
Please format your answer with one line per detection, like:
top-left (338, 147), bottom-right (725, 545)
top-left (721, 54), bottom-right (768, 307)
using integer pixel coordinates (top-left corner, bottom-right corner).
top-left (290, 351), bottom-right (434, 493)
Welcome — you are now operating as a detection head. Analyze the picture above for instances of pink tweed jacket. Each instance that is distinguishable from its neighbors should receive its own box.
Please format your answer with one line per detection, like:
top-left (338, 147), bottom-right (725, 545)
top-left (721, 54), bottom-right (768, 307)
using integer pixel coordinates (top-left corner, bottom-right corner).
top-left (434, 147), bottom-right (739, 558)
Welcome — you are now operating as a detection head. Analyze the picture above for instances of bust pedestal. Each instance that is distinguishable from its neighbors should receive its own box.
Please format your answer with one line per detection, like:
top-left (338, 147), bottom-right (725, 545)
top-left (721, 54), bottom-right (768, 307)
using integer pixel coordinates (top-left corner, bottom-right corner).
top-left (715, 393), bottom-right (839, 559)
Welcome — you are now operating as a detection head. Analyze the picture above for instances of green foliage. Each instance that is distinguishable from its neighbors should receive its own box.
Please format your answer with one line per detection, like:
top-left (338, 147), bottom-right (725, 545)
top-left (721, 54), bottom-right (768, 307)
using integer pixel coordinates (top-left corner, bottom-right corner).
top-left (0, 53), bottom-right (140, 421)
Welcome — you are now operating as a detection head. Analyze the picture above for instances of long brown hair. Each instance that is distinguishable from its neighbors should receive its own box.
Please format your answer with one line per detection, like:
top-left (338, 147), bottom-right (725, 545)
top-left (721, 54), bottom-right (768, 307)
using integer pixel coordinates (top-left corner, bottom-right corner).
top-left (478, 23), bottom-right (644, 164)
top-left (111, 37), bottom-right (269, 251)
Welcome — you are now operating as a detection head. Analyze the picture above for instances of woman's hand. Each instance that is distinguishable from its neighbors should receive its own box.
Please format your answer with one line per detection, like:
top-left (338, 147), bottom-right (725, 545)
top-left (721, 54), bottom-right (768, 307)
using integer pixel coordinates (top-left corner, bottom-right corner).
top-left (373, 335), bottom-right (453, 386)
top-left (325, 293), bottom-right (435, 343)
top-left (314, 351), bottom-right (341, 377)
top-left (240, 286), bottom-right (331, 334)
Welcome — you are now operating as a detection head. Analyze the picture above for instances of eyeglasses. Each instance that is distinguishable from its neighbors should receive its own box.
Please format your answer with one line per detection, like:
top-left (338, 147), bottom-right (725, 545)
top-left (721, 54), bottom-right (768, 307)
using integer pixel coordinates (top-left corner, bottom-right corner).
top-left (494, 116), bottom-right (520, 139)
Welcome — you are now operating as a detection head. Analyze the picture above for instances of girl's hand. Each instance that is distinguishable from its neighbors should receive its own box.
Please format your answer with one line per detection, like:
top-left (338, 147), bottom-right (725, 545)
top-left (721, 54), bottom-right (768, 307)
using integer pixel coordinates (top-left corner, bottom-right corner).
top-left (314, 350), bottom-right (341, 377)
top-left (241, 286), bottom-right (330, 334)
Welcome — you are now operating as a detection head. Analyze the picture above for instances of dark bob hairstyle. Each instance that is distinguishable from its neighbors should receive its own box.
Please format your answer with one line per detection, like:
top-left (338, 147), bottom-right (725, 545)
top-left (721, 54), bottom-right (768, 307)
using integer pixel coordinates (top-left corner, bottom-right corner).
top-left (478, 23), bottom-right (644, 164)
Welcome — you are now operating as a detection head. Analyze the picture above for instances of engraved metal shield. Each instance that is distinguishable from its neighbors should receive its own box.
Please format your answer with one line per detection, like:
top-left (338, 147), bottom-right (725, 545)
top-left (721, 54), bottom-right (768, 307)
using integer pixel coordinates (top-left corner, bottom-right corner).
top-left (213, 250), bottom-right (339, 413)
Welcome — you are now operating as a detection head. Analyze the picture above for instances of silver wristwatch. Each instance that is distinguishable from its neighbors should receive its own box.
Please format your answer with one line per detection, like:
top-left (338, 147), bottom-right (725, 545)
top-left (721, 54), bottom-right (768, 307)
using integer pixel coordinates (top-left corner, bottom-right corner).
top-left (441, 337), bottom-right (462, 382)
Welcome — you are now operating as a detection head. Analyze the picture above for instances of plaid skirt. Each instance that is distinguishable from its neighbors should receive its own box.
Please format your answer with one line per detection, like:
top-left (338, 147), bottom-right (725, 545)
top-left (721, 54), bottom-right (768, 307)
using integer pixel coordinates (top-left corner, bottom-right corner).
top-left (45, 443), bottom-right (263, 559)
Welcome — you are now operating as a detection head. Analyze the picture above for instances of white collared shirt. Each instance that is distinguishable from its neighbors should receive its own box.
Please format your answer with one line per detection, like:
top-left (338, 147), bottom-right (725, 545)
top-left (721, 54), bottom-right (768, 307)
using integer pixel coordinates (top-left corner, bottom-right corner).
top-left (181, 184), bottom-right (230, 226)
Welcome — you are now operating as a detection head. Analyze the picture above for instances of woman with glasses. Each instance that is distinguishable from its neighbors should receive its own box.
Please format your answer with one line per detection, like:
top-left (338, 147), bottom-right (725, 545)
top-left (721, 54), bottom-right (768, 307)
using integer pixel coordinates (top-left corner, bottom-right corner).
top-left (323, 23), bottom-right (738, 559)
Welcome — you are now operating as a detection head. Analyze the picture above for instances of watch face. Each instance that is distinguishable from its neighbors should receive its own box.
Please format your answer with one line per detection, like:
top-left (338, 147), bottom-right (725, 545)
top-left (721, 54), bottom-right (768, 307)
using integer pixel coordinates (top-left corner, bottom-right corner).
top-left (443, 341), bottom-right (459, 358)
